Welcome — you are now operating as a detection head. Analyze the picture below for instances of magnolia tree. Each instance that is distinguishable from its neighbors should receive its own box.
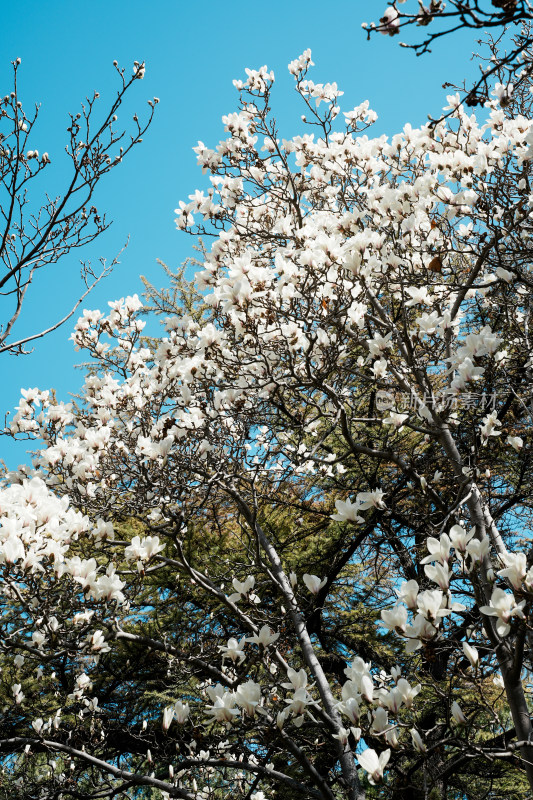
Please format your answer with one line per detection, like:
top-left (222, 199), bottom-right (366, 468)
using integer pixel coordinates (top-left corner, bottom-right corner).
top-left (2, 48), bottom-right (533, 800)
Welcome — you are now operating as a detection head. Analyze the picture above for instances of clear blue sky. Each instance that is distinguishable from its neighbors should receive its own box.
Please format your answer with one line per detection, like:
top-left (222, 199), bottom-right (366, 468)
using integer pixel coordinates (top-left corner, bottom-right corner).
top-left (0, 0), bottom-right (481, 468)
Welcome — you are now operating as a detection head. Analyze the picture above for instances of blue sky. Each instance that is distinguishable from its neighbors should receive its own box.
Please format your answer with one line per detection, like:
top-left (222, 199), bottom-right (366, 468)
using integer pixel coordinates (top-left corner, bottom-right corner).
top-left (0, 0), bottom-right (481, 467)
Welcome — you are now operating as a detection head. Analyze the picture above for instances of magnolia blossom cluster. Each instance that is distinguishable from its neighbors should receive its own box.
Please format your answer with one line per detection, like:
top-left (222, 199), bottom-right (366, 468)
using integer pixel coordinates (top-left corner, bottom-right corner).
top-left (161, 628), bottom-right (423, 784)
top-left (0, 476), bottom-right (101, 576)
top-left (382, 523), bottom-right (531, 653)
top-left (0, 475), bottom-right (127, 697)
top-left (3, 50), bottom-right (532, 794)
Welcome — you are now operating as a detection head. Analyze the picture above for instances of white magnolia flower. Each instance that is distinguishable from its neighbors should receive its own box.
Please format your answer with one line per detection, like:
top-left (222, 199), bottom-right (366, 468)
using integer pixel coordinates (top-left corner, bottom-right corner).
top-left (205, 685), bottom-right (239, 724)
top-left (276, 709), bottom-right (289, 729)
top-left (421, 534), bottom-right (451, 565)
top-left (449, 525), bottom-right (475, 555)
top-left (464, 535), bottom-right (490, 566)
top-left (12, 683), bottom-right (24, 704)
top-left (495, 266), bottom-right (513, 282)
top-left (462, 642), bottom-right (479, 669)
top-left (330, 498), bottom-right (364, 523)
top-left (367, 332), bottom-right (392, 356)
top-left (416, 589), bottom-right (451, 622)
top-left (497, 552), bottom-right (527, 590)
top-left (381, 605), bottom-right (408, 633)
top-left (173, 700), bottom-right (190, 724)
top-left (524, 566), bottom-right (533, 592)
top-left (451, 357), bottom-right (484, 390)
top-left (281, 668), bottom-right (308, 690)
top-left (507, 435), bottom-right (523, 452)
top-left (246, 625), bottom-right (279, 647)
top-left (31, 718), bottom-right (44, 735)
top-left (218, 636), bottom-right (246, 663)
top-left (451, 700), bottom-right (466, 725)
top-left (381, 687), bottom-right (404, 714)
top-left (340, 696), bottom-right (360, 724)
top-left (332, 725), bottom-right (350, 745)
top-left (396, 579), bottom-right (419, 609)
top-left (32, 631), bottom-right (46, 648)
top-left (379, 5), bottom-right (400, 34)
top-left (479, 411), bottom-right (501, 443)
top-left (162, 706), bottom-right (174, 731)
top-left (344, 656), bottom-right (372, 684)
top-left (405, 286), bottom-right (431, 307)
top-left (1, 536), bottom-right (24, 564)
top-left (371, 357), bottom-right (388, 379)
top-left (228, 575), bottom-right (259, 603)
top-left (357, 748), bottom-right (391, 785)
top-left (371, 707), bottom-right (389, 733)
top-left (382, 412), bottom-right (409, 431)
top-left (94, 570), bottom-right (125, 604)
top-left (284, 687), bottom-right (315, 715)
top-left (124, 535), bottom-right (165, 562)
top-left (303, 574), bottom-right (327, 594)
top-left (385, 727), bottom-right (398, 748)
top-left (396, 678), bottom-right (421, 709)
top-left (480, 587), bottom-right (526, 636)
top-left (235, 679), bottom-right (261, 716)
top-left (411, 728), bottom-right (426, 753)
top-left (357, 488), bottom-right (386, 510)
top-left (360, 674), bottom-right (374, 703)
top-left (90, 630), bottom-right (110, 653)
top-left (416, 310), bottom-right (441, 334)
top-left (424, 562), bottom-right (451, 590)
top-left (404, 616), bottom-right (437, 652)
